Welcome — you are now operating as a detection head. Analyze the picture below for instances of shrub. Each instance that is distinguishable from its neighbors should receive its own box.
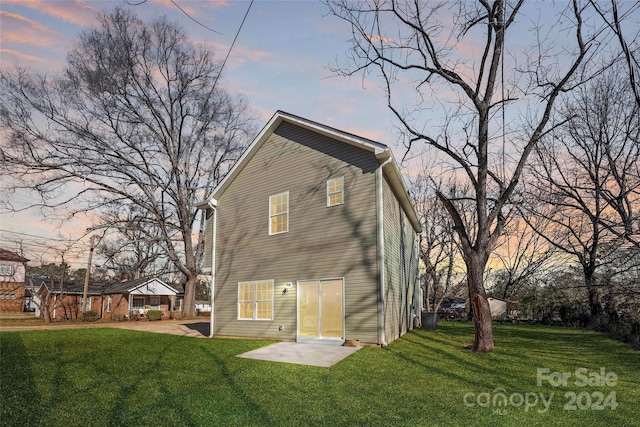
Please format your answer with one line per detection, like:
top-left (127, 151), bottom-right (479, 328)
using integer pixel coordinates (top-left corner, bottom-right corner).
top-left (590, 315), bottom-right (640, 350)
top-left (110, 313), bottom-right (125, 322)
top-left (169, 311), bottom-right (182, 320)
top-left (81, 311), bottom-right (99, 322)
top-left (147, 310), bottom-right (162, 321)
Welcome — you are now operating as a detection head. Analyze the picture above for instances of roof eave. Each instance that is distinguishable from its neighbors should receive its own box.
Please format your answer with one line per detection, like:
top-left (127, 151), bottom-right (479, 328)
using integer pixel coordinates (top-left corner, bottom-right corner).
top-left (376, 150), bottom-right (423, 233)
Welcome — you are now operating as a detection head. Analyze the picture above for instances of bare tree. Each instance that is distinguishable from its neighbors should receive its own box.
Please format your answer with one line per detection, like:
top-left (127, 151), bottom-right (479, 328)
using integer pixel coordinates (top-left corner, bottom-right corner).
top-left (524, 65), bottom-right (639, 317)
top-left (0, 8), bottom-right (256, 317)
top-left (327, 0), bottom-right (598, 352)
top-left (97, 205), bottom-right (165, 280)
top-left (410, 170), bottom-right (466, 313)
top-left (590, 0), bottom-right (640, 108)
top-left (489, 215), bottom-right (557, 301)
top-left (27, 261), bottom-right (69, 323)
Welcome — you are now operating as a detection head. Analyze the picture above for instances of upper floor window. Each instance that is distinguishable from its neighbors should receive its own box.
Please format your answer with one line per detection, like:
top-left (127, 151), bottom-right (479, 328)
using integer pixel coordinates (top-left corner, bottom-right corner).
top-left (0, 264), bottom-right (12, 276)
top-left (269, 192), bottom-right (289, 235)
top-left (327, 177), bottom-right (344, 207)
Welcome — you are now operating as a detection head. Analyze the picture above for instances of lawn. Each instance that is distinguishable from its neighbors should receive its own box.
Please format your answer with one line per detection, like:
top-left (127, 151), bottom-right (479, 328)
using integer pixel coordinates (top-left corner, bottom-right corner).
top-left (1, 322), bottom-right (638, 426)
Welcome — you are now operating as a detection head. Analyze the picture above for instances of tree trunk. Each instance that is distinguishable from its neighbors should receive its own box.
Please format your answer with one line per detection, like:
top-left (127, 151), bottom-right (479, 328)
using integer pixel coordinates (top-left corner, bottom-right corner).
top-left (42, 298), bottom-right (51, 324)
top-left (182, 274), bottom-right (197, 318)
top-left (467, 254), bottom-right (495, 353)
top-left (584, 268), bottom-right (602, 317)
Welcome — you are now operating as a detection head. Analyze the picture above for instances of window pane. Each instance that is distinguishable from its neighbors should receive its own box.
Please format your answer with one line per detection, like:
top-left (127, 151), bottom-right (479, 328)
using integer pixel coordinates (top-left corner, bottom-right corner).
top-left (329, 192), bottom-right (343, 205)
top-left (256, 301), bottom-right (272, 320)
top-left (256, 281), bottom-right (272, 300)
top-left (271, 214), bottom-right (287, 233)
top-left (270, 193), bottom-right (287, 214)
top-left (239, 302), bottom-right (254, 319)
top-left (238, 282), bottom-right (254, 301)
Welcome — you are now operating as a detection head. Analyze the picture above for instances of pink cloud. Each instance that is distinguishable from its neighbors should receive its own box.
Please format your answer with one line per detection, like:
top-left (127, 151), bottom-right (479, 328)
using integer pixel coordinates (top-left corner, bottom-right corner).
top-left (0, 10), bottom-right (58, 46)
top-left (0, 48), bottom-right (47, 65)
top-left (1, 0), bottom-right (100, 27)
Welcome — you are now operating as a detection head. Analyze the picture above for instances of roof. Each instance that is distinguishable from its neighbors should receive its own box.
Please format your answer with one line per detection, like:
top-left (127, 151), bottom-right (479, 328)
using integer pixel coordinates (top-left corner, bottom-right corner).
top-left (29, 277), bottom-right (104, 295)
top-left (0, 248), bottom-right (29, 263)
top-left (198, 110), bottom-right (422, 233)
top-left (103, 277), bottom-right (183, 296)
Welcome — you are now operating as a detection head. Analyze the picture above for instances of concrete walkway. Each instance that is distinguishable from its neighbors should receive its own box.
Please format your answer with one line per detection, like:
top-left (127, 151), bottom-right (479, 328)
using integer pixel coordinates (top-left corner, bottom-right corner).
top-left (0, 319), bottom-right (211, 338)
top-left (238, 342), bottom-right (361, 367)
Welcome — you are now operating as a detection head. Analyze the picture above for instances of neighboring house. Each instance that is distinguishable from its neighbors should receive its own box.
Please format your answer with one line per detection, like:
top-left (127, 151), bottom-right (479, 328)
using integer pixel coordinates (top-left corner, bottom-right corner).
top-left (102, 277), bottom-right (183, 320)
top-left (0, 248), bottom-right (29, 313)
top-left (199, 111), bottom-right (422, 346)
top-left (31, 277), bottom-right (103, 320)
top-left (488, 297), bottom-right (509, 320)
top-left (195, 301), bottom-right (212, 313)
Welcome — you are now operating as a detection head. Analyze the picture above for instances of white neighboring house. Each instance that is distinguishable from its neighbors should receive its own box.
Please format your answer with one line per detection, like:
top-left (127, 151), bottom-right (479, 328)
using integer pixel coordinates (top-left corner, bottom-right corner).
top-left (195, 301), bottom-right (211, 313)
top-left (488, 297), bottom-right (509, 320)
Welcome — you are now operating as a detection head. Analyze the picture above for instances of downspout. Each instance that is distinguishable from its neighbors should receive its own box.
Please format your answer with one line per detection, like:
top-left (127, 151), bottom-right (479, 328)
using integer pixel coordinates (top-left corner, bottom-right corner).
top-left (208, 199), bottom-right (218, 338)
top-left (376, 152), bottom-right (393, 347)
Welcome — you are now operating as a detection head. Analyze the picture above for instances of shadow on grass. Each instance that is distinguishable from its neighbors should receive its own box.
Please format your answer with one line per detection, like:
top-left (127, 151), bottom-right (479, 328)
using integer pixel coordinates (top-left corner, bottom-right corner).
top-left (0, 334), bottom-right (43, 426)
top-left (196, 344), bottom-right (274, 425)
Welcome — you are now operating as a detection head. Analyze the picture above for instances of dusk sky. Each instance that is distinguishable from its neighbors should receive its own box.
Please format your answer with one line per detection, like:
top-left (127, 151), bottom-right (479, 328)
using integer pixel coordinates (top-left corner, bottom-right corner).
top-left (1, 0), bottom-right (638, 268)
top-left (2, 0), bottom-right (399, 267)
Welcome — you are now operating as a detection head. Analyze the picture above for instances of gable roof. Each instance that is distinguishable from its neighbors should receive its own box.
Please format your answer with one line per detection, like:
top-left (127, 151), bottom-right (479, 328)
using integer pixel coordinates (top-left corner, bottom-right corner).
top-left (199, 110), bottom-right (422, 233)
top-left (103, 277), bottom-right (182, 296)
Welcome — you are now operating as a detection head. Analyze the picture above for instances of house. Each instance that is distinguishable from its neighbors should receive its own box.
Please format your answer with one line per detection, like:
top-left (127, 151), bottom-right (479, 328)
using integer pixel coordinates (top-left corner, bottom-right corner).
top-left (0, 248), bottom-right (29, 313)
top-left (199, 111), bottom-right (422, 346)
top-left (30, 277), bottom-right (103, 320)
top-left (488, 297), bottom-right (509, 320)
top-left (102, 277), bottom-right (183, 320)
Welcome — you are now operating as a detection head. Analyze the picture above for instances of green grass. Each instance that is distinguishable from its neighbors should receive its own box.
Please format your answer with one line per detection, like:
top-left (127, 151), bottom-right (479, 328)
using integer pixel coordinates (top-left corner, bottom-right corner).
top-left (1, 322), bottom-right (638, 426)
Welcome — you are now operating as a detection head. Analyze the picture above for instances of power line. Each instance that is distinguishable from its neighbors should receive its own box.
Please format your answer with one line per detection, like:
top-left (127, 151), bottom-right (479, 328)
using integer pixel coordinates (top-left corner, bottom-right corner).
top-left (0, 228), bottom-right (74, 242)
top-left (207, 0), bottom-right (254, 100)
top-left (218, 0), bottom-right (254, 78)
top-left (170, 0), bottom-right (223, 35)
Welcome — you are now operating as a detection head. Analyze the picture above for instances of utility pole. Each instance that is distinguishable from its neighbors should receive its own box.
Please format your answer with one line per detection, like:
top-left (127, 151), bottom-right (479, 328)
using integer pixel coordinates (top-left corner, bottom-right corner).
top-left (81, 235), bottom-right (95, 313)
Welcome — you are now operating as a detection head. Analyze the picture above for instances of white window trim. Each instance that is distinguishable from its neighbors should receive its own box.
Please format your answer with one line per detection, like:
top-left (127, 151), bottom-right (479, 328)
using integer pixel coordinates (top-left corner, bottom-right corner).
top-left (326, 177), bottom-right (344, 207)
top-left (268, 191), bottom-right (289, 235)
top-left (237, 279), bottom-right (274, 321)
top-left (107, 296), bottom-right (112, 312)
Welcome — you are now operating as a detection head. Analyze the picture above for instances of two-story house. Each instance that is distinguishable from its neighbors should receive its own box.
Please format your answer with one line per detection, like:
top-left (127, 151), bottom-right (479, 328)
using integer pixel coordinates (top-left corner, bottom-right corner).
top-left (199, 111), bottom-right (422, 346)
top-left (0, 248), bottom-right (29, 313)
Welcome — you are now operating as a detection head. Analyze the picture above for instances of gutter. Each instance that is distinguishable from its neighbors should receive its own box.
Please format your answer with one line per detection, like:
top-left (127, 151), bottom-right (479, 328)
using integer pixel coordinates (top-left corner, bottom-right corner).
top-left (207, 199), bottom-right (218, 338)
top-left (376, 150), bottom-right (393, 347)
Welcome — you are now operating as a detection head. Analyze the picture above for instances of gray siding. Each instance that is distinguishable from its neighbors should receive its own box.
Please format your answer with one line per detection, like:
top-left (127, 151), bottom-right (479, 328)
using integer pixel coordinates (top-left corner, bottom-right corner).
top-left (382, 177), bottom-right (420, 343)
top-left (211, 122), bottom-right (380, 343)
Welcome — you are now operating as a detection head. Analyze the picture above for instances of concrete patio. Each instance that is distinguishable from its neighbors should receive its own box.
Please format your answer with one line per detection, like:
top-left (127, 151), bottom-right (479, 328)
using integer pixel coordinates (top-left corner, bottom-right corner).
top-left (237, 341), bottom-right (361, 367)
